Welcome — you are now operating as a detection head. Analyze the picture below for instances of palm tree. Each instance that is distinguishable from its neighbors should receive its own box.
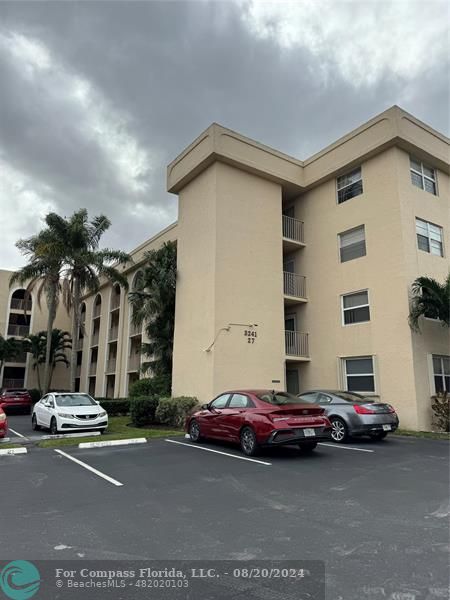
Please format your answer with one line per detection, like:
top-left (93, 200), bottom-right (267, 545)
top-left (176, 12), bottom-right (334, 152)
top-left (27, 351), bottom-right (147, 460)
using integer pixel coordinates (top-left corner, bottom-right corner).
top-left (409, 274), bottom-right (450, 331)
top-left (128, 241), bottom-right (177, 381)
top-left (23, 330), bottom-right (71, 392)
top-left (56, 209), bottom-right (131, 392)
top-left (10, 220), bottom-right (66, 393)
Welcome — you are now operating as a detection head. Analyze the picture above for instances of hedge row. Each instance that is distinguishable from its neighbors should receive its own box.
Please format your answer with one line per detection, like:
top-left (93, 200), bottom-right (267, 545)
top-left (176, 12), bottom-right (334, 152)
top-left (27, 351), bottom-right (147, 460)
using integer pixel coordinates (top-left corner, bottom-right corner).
top-left (96, 395), bottom-right (199, 428)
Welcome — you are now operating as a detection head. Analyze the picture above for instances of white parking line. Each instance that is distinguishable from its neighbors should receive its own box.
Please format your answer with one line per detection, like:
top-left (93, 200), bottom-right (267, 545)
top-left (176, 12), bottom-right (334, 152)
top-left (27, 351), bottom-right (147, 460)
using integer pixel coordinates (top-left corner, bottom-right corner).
top-left (54, 449), bottom-right (124, 487)
top-left (8, 428), bottom-right (26, 439)
top-left (165, 439), bottom-right (272, 466)
top-left (319, 443), bottom-right (374, 453)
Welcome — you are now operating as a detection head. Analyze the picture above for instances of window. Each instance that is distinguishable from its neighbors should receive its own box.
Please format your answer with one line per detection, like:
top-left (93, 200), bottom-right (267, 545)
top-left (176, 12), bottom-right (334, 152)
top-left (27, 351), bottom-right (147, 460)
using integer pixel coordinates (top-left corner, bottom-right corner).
top-left (410, 156), bottom-right (437, 195)
top-left (343, 356), bottom-right (375, 393)
top-left (210, 394), bottom-right (230, 409)
top-left (432, 355), bottom-right (450, 393)
top-left (316, 393), bottom-right (333, 404)
top-left (342, 291), bottom-right (370, 325)
top-left (416, 218), bottom-right (443, 256)
top-left (339, 225), bottom-right (366, 262)
top-left (337, 167), bottom-right (363, 203)
top-left (298, 392), bottom-right (318, 403)
top-left (229, 394), bottom-right (254, 408)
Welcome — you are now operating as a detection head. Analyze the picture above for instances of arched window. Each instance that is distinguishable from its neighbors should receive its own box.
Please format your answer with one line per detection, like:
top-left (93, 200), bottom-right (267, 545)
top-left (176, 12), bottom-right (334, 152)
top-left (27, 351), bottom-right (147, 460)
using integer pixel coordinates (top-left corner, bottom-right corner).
top-left (8, 289), bottom-right (32, 336)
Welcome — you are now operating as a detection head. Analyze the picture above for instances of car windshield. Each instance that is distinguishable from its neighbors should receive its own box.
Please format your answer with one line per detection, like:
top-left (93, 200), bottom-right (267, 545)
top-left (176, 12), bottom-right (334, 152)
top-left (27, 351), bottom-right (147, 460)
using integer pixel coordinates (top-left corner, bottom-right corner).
top-left (333, 392), bottom-right (372, 403)
top-left (54, 394), bottom-right (97, 407)
top-left (257, 392), bottom-right (307, 406)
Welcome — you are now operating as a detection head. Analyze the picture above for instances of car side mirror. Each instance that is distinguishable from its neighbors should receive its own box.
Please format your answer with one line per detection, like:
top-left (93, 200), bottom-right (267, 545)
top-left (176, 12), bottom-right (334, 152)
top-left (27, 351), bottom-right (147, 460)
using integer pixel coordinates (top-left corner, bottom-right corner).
top-left (95, 400), bottom-right (100, 405)
top-left (201, 403), bottom-right (209, 410)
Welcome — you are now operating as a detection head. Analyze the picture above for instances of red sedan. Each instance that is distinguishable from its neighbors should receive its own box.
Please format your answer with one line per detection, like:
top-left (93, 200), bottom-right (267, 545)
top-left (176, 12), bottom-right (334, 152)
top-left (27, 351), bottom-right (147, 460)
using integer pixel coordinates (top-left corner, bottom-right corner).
top-left (186, 390), bottom-right (332, 456)
top-left (0, 388), bottom-right (32, 415)
top-left (0, 407), bottom-right (8, 438)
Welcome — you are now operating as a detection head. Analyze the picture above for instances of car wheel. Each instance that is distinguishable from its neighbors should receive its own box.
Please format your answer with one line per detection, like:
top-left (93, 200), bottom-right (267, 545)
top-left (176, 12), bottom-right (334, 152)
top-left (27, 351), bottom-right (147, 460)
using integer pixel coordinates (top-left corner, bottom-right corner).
top-left (31, 414), bottom-right (40, 431)
top-left (50, 417), bottom-right (58, 435)
top-left (330, 417), bottom-right (349, 443)
top-left (188, 419), bottom-right (203, 443)
top-left (240, 427), bottom-right (259, 456)
top-left (369, 431), bottom-right (388, 441)
top-left (299, 441), bottom-right (318, 453)
top-left (99, 429), bottom-right (106, 435)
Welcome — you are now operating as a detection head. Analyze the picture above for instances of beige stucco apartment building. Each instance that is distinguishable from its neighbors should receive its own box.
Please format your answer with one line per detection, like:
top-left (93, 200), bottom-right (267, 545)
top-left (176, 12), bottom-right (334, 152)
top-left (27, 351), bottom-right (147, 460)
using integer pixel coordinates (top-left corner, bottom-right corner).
top-left (1, 106), bottom-right (448, 430)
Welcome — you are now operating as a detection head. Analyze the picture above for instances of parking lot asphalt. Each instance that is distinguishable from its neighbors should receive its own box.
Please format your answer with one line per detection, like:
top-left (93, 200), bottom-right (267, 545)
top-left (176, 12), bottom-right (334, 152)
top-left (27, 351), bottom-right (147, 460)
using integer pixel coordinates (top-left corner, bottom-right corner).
top-left (1, 415), bottom-right (449, 600)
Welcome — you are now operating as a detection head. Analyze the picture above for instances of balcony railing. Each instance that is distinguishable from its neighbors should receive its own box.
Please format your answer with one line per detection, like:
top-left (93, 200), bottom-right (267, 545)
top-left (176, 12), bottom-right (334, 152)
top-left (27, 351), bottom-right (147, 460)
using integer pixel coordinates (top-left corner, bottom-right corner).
top-left (285, 331), bottom-right (309, 358)
top-left (283, 272), bottom-right (307, 299)
top-left (5, 352), bottom-right (27, 364)
top-left (106, 358), bottom-right (117, 373)
top-left (282, 215), bottom-right (304, 244)
top-left (2, 379), bottom-right (25, 388)
top-left (89, 362), bottom-right (97, 376)
top-left (110, 297), bottom-right (121, 311)
top-left (128, 353), bottom-right (141, 371)
top-left (109, 326), bottom-right (119, 341)
top-left (76, 337), bottom-right (84, 350)
top-left (7, 324), bottom-right (30, 337)
top-left (10, 299), bottom-right (32, 311)
top-left (93, 305), bottom-right (101, 319)
top-left (76, 365), bottom-right (82, 377)
top-left (91, 332), bottom-right (99, 347)
top-left (129, 321), bottom-right (142, 336)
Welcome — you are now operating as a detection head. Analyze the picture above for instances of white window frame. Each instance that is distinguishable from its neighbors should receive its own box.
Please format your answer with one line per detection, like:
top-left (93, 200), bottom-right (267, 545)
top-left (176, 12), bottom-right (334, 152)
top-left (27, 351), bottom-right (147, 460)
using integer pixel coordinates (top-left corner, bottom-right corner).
top-left (341, 355), bottom-right (376, 394)
top-left (336, 166), bottom-right (363, 204)
top-left (415, 218), bottom-right (444, 257)
top-left (341, 290), bottom-right (370, 326)
top-left (410, 156), bottom-right (438, 195)
top-left (430, 354), bottom-right (450, 394)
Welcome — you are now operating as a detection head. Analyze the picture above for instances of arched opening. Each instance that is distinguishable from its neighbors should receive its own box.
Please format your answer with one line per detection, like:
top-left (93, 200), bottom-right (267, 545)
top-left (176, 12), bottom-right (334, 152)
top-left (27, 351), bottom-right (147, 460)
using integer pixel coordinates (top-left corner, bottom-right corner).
top-left (7, 289), bottom-right (32, 337)
top-left (89, 294), bottom-right (102, 394)
top-left (128, 271), bottom-right (143, 386)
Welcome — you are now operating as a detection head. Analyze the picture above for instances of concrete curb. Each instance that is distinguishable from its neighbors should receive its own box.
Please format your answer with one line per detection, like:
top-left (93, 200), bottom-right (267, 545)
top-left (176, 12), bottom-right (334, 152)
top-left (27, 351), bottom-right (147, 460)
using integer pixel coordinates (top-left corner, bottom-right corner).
top-left (0, 438), bottom-right (11, 444)
top-left (0, 447), bottom-right (27, 456)
top-left (41, 432), bottom-right (102, 441)
top-left (78, 438), bottom-right (147, 449)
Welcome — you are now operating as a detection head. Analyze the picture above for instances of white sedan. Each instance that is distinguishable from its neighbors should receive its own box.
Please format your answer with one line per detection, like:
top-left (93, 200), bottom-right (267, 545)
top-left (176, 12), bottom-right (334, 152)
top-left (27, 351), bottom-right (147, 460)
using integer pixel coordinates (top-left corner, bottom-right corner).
top-left (32, 393), bottom-right (108, 435)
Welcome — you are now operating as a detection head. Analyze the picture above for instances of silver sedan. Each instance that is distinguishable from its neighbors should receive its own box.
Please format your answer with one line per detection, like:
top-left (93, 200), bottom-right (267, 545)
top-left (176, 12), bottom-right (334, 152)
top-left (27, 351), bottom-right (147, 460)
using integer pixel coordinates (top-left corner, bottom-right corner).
top-left (297, 390), bottom-right (399, 443)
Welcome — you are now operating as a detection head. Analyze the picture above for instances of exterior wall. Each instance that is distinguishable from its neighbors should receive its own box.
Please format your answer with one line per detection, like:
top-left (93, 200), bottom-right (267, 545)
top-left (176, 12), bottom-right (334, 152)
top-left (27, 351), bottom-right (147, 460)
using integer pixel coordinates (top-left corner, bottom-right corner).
top-left (0, 269), bottom-right (72, 391)
top-left (293, 148), bottom-right (420, 428)
top-left (395, 148), bottom-right (450, 429)
top-left (172, 162), bottom-right (286, 403)
top-left (79, 223), bottom-right (177, 398)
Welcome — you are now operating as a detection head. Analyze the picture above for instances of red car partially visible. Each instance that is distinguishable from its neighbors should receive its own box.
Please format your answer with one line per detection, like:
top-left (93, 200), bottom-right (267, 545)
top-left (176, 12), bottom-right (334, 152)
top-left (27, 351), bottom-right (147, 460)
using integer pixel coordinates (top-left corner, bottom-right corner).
top-left (186, 389), bottom-right (332, 456)
top-left (0, 407), bottom-right (8, 438)
top-left (0, 388), bottom-right (33, 415)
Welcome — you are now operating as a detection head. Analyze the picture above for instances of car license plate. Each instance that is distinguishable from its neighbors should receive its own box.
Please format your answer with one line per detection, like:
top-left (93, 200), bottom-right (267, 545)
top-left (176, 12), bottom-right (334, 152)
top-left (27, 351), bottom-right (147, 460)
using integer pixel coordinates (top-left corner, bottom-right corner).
top-left (382, 424), bottom-right (391, 431)
top-left (303, 428), bottom-right (316, 437)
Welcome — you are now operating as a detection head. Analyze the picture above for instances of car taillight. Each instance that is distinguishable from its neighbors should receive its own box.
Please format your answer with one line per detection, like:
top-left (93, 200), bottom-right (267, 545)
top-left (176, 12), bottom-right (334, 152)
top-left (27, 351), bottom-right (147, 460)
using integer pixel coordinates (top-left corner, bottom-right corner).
top-left (387, 405), bottom-right (396, 413)
top-left (353, 404), bottom-right (377, 415)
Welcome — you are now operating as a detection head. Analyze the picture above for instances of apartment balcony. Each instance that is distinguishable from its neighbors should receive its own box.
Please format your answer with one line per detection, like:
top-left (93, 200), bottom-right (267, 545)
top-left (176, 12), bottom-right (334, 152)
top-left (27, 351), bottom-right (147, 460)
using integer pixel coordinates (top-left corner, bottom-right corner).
top-left (2, 378), bottom-right (25, 388)
top-left (128, 353), bottom-right (141, 372)
top-left (89, 362), bottom-right (98, 376)
top-left (106, 358), bottom-right (117, 373)
top-left (129, 321), bottom-right (142, 337)
top-left (75, 337), bottom-right (84, 350)
top-left (283, 272), bottom-right (307, 304)
top-left (76, 365), bottom-right (82, 377)
top-left (284, 330), bottom-right (310, 361)
top-left (110, 298), bottom-right (121, 311)
top-left (282, 215), bottom-right (305, 251)
top-left (93, 305), bottom-right (101, 319)
top-left (7, 324), bottom-right (30, 337)
top-left (109, 326), bottom-right (119, 342)
top-left (91, 332), bottom-right (99, 347)
top-left (10, 298), bottom-right (32, 312)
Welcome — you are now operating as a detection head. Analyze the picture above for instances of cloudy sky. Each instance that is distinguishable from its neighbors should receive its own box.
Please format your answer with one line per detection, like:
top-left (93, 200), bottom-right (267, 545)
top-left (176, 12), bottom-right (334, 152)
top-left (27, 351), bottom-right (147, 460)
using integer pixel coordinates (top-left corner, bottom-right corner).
top-left (0, 0), bottom-right (448, 270)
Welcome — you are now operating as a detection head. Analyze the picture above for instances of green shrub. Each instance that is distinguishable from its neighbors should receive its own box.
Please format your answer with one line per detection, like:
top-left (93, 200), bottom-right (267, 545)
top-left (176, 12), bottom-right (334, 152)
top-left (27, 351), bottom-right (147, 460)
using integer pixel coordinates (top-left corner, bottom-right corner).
top-left (97, 398), bottom-right (130, 417)
top-left (129, 375), bottom-right (171, 398)
top-left (431, 392), bottom-right (450, 432)
top-left (130, 396), bottom-right (159, 427)
top-left (28, 388), bottom-right (42, 404)
top-left (155, 396), bottom-right (199, 428)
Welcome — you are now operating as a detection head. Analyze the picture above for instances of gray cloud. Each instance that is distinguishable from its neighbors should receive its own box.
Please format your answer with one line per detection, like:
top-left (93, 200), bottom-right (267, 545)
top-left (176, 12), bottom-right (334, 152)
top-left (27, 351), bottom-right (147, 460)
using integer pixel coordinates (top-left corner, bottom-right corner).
top-left (0, 1), bottom-right (448, 269)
